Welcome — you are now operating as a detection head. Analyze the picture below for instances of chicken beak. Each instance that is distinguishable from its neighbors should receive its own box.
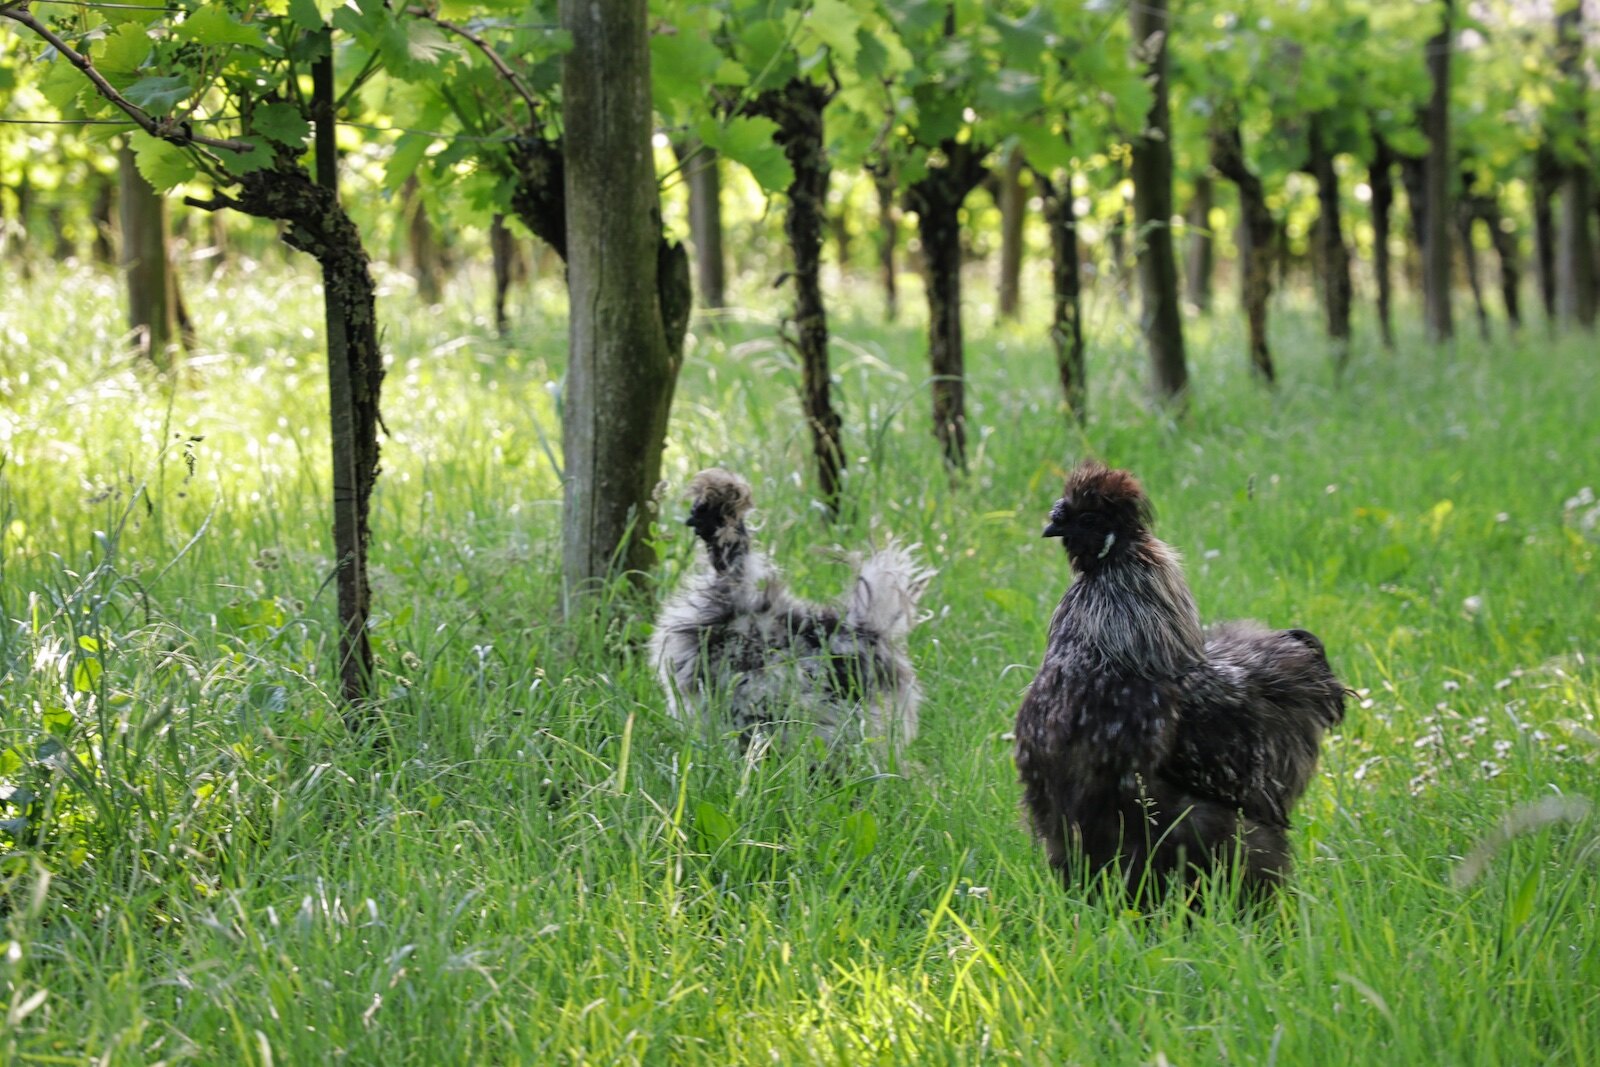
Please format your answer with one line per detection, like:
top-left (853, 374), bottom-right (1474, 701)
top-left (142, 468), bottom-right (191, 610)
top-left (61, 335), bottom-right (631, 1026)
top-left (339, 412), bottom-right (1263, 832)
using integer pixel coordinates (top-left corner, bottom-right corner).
top-left (1041, 519), bottom-right (1068, 538)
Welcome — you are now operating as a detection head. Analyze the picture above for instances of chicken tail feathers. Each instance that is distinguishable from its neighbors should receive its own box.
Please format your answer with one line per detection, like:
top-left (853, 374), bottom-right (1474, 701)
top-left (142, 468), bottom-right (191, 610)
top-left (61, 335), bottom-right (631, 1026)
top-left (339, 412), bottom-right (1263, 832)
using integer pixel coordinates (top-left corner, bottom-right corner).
top-left (1206, 621), bottom-right (1348, 728)
top-left (846, 541), bottom-right (934, 639)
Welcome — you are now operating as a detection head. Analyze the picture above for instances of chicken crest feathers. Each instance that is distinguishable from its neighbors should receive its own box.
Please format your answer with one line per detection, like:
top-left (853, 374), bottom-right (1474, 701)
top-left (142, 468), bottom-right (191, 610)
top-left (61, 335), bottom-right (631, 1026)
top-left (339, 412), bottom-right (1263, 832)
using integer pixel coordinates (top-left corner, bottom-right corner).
top-left (1060, 459), bottom-right (1155, 531)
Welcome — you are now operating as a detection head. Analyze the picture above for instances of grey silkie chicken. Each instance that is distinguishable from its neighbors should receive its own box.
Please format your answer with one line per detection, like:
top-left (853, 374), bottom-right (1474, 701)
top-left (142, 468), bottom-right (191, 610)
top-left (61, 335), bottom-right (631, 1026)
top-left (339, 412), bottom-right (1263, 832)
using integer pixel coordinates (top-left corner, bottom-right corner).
top-left (1014, 460), bottom-right (1347, 901)
top-left (651, 469), bottom-right (931, 754)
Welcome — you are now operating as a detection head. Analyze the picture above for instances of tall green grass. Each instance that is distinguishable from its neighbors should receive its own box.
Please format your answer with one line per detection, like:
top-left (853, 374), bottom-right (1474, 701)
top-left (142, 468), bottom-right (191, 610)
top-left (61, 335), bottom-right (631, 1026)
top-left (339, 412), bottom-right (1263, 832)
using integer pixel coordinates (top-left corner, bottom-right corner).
top-left (1, 254), bottom-right (1597, 1064)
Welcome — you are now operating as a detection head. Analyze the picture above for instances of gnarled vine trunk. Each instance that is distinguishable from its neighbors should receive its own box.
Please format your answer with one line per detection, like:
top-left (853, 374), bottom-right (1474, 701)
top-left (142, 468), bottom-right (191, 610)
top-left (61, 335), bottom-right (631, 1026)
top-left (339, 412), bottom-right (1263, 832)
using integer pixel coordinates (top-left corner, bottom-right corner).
top-left (1369, 135), bottom-right (1397, 348)
top-left (1533, 145), bottom-right (1559, 325)
top-left (747, 80), bottom-right (844, 514)
top-left (1308, 115), bottom-right (1352, 364)
top-left (490, 213), bottom-right (524, 337)
top-left (1038, 170), bottom-right (1086, 421)
top-left (673, 137), bottom-right (727, 311)
top-left (907, 140), bottom-right (989, 469)
top-left (1185, 173), bottom-right (1214, 314)
top-left (1211, 120), bottom-right (1275, 382)
top-left (873, 169), bottom-right (899, 322)
top-left (997, 146), bottom-right (1026, 321)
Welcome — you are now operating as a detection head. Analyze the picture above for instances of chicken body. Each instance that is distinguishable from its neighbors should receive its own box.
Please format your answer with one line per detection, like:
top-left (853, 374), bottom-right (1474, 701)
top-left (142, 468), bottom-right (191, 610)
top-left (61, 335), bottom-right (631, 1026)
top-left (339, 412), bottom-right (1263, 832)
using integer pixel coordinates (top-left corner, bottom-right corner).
top-left (651, 469), bottom-right (929, 752)
top-left (1014, 462), bottom-right (1345, 899)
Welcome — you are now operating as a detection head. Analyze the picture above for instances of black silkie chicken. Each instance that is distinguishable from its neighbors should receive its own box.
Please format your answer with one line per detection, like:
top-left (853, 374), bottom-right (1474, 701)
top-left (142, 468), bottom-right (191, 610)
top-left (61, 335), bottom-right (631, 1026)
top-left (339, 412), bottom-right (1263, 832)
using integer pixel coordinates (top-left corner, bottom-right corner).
top-left (1014, 461), bottom-right (1346, 900)
top-left (650, 469), bottom-right (930, 753)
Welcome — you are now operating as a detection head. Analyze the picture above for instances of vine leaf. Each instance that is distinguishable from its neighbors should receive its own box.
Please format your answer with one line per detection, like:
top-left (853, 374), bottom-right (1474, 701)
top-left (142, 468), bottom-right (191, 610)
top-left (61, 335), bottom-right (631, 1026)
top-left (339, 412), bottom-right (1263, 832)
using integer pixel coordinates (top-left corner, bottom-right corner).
top-left (253, 101), bottom-right (311, 147)
top-left (129, 130), bottom-right (198, 189)
top-left (122, 75), bottom-right (193, 116)
top-left (174, 7), bottom-right (271, 50)
top-left (697, 114), bottom-right (793, 194)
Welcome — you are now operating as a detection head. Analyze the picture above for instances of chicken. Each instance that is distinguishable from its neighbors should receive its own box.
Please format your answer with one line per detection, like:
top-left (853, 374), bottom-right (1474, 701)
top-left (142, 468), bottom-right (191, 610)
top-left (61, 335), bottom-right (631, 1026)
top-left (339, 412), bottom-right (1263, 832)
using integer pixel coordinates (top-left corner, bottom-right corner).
top-left (650, 468), bottom-right (931, 754)
top-left (1013, 461), bottom-right (1346, 900)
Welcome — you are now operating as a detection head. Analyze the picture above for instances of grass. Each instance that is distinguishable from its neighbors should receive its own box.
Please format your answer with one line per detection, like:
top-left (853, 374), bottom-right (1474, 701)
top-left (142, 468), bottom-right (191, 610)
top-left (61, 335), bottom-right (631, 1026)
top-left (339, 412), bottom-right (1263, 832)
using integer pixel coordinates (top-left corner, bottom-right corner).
top-left (1, 250), bottom-right (1598, 1065)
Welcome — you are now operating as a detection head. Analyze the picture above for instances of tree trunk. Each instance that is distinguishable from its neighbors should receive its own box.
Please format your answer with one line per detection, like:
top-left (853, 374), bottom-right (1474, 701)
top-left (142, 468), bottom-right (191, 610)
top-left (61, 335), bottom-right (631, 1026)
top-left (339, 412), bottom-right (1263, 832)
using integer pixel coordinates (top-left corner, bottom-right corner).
top-left (997, 145), bottom-right (1026, 321)
top-left (206, 211), bottom-right (229, 270)
top-left (11, 172), bottom-right (32, 278)
top-left (1556, 170), bottom-right (1598, 327)
top-left (311, 38), bottom-right (382, 711)
top-left (1533, 145), bottom-right (1559, 325)
top-left (1184, 173), bottom-right (1214, 313)
top-left (830, 201), bottom-right (851, 277)
top-left (490, 213), bottom-right (524, 337)
top-left (1476, 193), bottom-right (1521, 330)
top-left (1038, 171), bottom-right (1086, 421)
top-left (1421, 0), bottom-right (1454, 342)
top-left (674, 137), bottom-right (727, 310)
top-left (403, 174), bottom-right (443, 304)
top-left (1128, 0), bottom-right (1188, 401)
top-left (906, 140), bottom-right (989, 469)
top-left (1369, 135), bottom-right (1397, 348)
top-left (1308, 115), bottom-right (1353, 363)
top-left (1397, 151), bottom-right (1427, 295)
top-left (1210, 121), bottom-right (1275, 381)
top-left (874, 168), bottom-right (899, 322)
top-left (117, 142), bottom-right (180, 365)
top-left (747, 80), bottom-right (845, 514)
top-left (559, 0), bottom-right (690, 590)
top-left (1457, 195), bottom-right (1490, 341)
top-left (175, 60), bottom-right (391, 717)
top-left (1553, 2), bottom-right (1597, 329)
top-left (90, 174), bottom-right (115, 264)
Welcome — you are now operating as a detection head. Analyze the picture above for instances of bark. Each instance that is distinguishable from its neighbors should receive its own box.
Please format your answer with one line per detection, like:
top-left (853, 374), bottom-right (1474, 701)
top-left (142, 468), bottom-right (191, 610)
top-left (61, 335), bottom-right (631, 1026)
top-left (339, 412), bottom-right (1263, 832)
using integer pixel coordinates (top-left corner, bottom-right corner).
top-left (490, 213), bottom-right (524, 337)
top-left (559, 0), bottom-right (690, 589)
top-left (1038, 171), bottom-right (1086, 421)
top-left (90, 175), bottom-right (115, 264)
top-left (1457, 193), bottom-right (1491, 341)
top-left (830, 203), bottom-right (851, 276)
top-left (1184, 173), bottom-right (1214, 313)
top-left (1308, 115), bottom-right (1353, 363)
top-left (1555, 170), bottom-right (1597, 327)
top-left (13, 173), bottom-right (32, 278)
top-left (206, 210), bottom-right (229, 269)
top-left (508, 133), bottom-right (568, 257)
top-left (49, 204), bottom-right (71, 260)
top-left (185, 164), bottom-right (386, 713)
top-left (117, 143), bottom-right (181, 365)
top-left (673, 138), bottom-right (727, 310)
top-left (1478, 194), bottom-right (1521, 330)
top-left (906, 140), bottom-right (989, 469)
top-left (1553, 2), bottom-right (1597, 329)
top-left (1533, 145), bottom-right (1559, 325)
top-left (1210, 121), bottom-right (1276, 382)
top-left (1369, 135), bottom-right (1397, 348)
top-left (1129, 0), bottom-right (1188, 401)
top-left (997, 146), bottom-right (1026, 321)
top-left (1396, 150), bottom-right (1427, 294)
top-left (746, 80), bottom-right (845, 514)
top-left (305, 41), bottom-right (383, 711)
top-left (1421, 1), bottom-right (1454, 342)
top-left (402, 175), bottom-right (443, 304)
top-left (873, 168), bottom-right (900, 322)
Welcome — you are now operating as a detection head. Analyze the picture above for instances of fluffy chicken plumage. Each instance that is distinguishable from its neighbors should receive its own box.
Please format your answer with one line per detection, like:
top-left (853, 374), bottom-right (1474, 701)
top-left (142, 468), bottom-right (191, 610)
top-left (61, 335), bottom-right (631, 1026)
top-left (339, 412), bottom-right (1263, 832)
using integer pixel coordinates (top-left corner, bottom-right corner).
top-left (1014, 461), bottom-right (1346, 899)
top-left (651, 469), bottom-right (931, 753)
